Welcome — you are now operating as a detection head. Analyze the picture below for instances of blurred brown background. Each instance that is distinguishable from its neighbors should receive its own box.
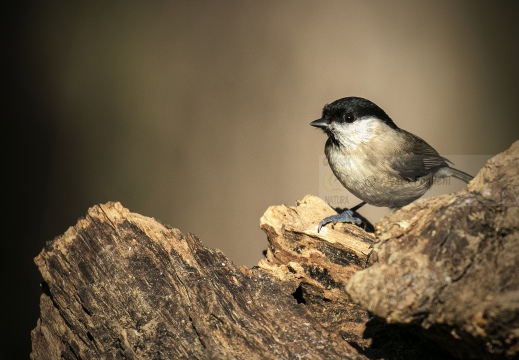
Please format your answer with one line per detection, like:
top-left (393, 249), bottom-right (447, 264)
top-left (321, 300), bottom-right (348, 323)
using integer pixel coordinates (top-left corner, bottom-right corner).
top-left (7, 1), bottom-right (519, 357)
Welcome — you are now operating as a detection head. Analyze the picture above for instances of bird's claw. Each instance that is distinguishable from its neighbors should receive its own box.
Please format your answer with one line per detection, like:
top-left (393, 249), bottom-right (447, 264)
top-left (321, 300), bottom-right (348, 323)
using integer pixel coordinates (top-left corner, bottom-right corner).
top-left (317, 209), bottom-right (362, 232)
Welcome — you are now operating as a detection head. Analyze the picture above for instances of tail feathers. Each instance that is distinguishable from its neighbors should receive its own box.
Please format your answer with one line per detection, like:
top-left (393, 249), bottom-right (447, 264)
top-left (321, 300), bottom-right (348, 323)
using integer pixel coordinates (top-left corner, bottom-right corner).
top-left (447, 167), bottom-right (474, 183)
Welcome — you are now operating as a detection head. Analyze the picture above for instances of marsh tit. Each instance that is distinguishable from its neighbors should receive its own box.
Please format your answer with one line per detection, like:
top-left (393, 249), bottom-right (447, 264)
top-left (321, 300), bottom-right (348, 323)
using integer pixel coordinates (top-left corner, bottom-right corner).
top-left (311, 97), bottom-right (473, 232)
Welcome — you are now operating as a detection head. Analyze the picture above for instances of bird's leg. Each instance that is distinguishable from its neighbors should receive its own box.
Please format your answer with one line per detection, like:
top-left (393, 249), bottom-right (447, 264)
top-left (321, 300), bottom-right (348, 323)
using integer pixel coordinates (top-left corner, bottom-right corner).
top-left (317, 201), bottom-right (366, 232)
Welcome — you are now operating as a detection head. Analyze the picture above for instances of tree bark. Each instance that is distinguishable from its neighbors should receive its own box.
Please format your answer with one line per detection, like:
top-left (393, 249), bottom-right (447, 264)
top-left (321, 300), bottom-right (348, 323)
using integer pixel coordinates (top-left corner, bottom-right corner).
top-left (30, 203), bottom-right (364, 359)
top-left (31, 141), bottom-right (519, 359)
top-left (346, 140), bottom-right (519, 359)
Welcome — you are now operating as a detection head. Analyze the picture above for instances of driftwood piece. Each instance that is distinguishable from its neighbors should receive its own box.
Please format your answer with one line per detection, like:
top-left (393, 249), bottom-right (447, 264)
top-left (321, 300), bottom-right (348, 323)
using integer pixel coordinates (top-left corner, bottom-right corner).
top-left (258, 195), bottom-right (374, 301)
top-left (32, 141), bottom-right (519, 359)
top-left (258, 196), bottom-right (374, 345)
top-left (346, 140), bottom-right (519, 359)
top-left (31, 203), bottom-right (363, 359)
top-left (257, 195), bottom-right (456, 359)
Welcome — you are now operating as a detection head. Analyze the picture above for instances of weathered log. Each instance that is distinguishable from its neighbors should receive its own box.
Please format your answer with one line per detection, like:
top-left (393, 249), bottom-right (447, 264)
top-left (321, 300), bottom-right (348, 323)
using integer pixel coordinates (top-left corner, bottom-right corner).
top-left (31, 141), bottom-right (519, 359)
top-left (31, 203), bottom-right (364, 359)
top-left (258, 195), bottom-right (376, 351)
top-left (257, 195), bottom-right (455, 359)
top-left (346, 140), bottom-right (519, 359)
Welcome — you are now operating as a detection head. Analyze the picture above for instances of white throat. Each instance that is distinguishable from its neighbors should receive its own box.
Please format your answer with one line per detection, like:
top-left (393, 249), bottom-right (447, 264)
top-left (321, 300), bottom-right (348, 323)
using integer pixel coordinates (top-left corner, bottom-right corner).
top-left (333, 116), bottom-right (382, 150)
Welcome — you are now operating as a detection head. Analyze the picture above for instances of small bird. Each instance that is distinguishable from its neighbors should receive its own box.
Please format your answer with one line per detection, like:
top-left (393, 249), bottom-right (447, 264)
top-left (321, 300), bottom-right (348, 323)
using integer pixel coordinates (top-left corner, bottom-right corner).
top-left (311, 97), bottom-right (473, 232)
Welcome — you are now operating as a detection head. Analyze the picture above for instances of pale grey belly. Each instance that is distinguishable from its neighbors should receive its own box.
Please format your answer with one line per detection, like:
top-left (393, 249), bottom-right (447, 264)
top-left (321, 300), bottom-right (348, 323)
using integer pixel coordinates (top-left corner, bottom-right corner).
top-left (328, 154), bottom-right (433, 208)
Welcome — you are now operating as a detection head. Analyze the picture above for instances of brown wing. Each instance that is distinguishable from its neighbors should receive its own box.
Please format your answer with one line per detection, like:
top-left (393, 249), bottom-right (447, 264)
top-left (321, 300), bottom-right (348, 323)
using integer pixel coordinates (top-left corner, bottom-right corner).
top-left (390, 129), bottom-right (450, 181)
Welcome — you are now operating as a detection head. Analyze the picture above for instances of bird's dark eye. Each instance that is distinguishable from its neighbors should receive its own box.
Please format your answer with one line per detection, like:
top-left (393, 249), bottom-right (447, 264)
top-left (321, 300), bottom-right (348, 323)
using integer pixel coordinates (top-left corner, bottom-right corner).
top-left (344, 113), bottom-right (355, 123)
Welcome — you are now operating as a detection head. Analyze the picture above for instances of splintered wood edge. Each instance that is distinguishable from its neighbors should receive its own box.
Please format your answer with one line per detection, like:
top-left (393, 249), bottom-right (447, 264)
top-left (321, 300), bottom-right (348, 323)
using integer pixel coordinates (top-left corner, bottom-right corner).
top-left (259, 195), bottom-right (375, 264)
top-left (33, 201), bottom-right (366, 359)
top-left (288, 226), bottom-right (373, 260)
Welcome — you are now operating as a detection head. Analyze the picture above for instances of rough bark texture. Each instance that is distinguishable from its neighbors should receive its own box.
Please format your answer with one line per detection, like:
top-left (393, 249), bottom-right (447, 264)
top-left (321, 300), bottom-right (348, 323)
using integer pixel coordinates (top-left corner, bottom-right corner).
top-left (31, 204), bottom-right (363, 359)
top-left (347, 140), bottom-right (519, 359)
top-left (31, 141), bottom-right (518, 359)
top-left (257, 195), bottom-right (455, 359)
top-left (258, 196), bottom-right (375, 349)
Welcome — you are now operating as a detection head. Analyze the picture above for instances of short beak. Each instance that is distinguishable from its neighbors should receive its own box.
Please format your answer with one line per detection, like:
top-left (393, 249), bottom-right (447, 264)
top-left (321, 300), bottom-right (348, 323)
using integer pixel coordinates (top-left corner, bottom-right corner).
top-left (310, 118), bottom-right (328, 129)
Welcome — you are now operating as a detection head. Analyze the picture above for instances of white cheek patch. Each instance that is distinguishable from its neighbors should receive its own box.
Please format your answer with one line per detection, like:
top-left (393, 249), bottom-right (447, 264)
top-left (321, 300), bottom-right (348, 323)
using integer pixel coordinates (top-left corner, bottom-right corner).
top-left (334, 117), bottom-right (382, 149)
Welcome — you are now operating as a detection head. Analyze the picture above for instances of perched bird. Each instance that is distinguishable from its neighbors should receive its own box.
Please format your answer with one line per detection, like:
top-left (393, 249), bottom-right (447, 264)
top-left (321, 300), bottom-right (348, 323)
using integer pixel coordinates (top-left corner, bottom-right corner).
top-left (311, 96), bottom-right (473, 232)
